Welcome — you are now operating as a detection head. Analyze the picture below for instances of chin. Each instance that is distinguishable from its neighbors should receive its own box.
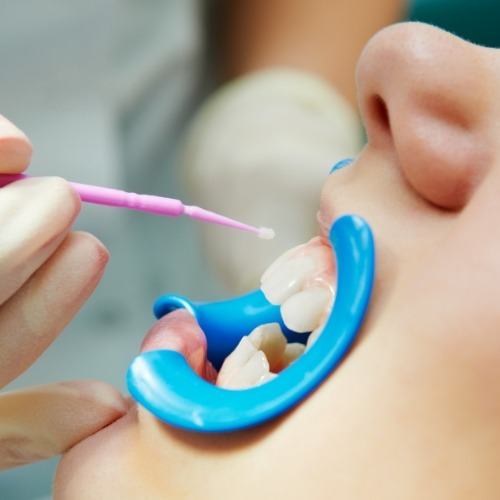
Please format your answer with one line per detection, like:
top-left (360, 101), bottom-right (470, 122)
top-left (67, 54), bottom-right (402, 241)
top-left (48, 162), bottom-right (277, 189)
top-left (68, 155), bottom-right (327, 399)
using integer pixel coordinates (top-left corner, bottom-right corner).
top-left (54, 411), bottom-right (140, 500)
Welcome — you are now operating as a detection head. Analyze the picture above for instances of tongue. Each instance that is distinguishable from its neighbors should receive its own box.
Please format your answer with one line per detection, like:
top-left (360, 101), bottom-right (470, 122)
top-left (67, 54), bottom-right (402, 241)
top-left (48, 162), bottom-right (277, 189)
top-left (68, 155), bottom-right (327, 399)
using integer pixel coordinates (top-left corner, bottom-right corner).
top-left (140, 309), bottom-right (217, 382)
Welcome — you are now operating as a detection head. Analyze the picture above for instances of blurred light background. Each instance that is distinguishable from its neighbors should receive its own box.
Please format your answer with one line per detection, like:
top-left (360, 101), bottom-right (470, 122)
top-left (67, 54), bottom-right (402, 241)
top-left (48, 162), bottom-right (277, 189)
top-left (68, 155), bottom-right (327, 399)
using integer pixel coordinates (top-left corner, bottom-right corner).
top-left (0, 0), bottom-right (499, 498)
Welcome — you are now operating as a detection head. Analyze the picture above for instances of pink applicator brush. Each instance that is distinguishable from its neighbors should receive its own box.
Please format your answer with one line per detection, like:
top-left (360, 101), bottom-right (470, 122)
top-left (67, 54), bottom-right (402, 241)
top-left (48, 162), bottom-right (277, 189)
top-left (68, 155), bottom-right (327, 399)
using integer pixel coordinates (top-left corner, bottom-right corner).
top-left (0, 174), bottom-right (275, 239)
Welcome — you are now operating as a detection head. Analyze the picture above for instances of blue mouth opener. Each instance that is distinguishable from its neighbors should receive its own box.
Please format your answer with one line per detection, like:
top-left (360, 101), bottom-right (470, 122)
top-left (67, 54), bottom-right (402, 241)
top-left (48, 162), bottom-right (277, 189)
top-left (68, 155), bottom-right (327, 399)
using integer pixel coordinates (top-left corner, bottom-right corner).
top-left (127, 214), bottom-right (375, 432)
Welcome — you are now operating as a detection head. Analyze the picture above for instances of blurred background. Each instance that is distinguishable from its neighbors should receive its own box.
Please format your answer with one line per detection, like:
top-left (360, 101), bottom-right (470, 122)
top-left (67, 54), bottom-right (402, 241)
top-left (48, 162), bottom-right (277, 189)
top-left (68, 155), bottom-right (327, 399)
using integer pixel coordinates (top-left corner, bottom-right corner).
top-left (0, 0), bottom-right (499, 498)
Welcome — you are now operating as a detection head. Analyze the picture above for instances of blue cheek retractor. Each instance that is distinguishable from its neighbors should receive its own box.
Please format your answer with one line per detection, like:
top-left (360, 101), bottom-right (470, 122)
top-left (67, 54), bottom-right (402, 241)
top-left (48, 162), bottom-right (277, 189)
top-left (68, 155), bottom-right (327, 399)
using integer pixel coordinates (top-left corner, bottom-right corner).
top-left (127, 213), bottom-right (375, 433)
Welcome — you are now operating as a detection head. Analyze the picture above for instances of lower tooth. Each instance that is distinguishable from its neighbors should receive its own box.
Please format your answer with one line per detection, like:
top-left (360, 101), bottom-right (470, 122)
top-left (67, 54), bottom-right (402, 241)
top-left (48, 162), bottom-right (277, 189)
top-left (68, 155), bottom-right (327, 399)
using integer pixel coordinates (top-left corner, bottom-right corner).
top-left (216, 337), bottom-right (257, 387)
top-left (248, 323), bottom-right (287, 372)
top-left (223, 350), bottom-right (270, 389)
top-left (282, 343), bottom-right (306, 367)
top-left (259, 372), bottom-right (277, 385)
top-left (217, 323), bottom-right (313, 389)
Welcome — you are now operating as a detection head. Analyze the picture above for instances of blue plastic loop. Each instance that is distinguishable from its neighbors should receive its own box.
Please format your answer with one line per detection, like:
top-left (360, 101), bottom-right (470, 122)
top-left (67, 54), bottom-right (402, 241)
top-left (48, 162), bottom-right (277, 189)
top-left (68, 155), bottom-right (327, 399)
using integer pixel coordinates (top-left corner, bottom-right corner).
top-left (154, 290), bottom-right (305, 369)
top-left (127, 214), bottom-right (375, 432)
top-left (329, 157), bottom-right (354, 174)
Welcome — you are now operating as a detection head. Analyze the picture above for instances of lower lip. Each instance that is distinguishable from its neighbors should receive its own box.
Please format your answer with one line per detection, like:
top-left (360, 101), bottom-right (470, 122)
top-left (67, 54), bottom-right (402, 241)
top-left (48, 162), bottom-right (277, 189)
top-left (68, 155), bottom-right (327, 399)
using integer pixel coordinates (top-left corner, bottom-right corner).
top-left (139, 309), bottom-right (214, 380)
top-left (140, 312), bottom-right (205, 354)
top-left (140, 315), bottom-right (174, 353)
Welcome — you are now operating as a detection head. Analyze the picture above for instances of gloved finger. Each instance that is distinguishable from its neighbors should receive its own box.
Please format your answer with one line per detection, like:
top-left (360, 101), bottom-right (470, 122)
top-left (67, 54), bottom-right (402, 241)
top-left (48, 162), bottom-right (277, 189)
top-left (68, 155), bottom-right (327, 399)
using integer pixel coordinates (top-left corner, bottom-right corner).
top-left (0, 380), bottom-right (127, 470)
top-left (0, 176), bottom-right (81, 306)
top-left (0, 231), bottom-right (109, 388)
top-left (0, 115), bottom-right (32, 173)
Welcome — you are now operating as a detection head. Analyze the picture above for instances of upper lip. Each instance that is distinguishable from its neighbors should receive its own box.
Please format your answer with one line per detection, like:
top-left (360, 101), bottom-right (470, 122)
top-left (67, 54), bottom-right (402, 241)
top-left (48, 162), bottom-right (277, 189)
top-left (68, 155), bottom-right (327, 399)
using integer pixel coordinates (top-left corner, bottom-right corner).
top-left (316, 209), bottom-right (333, 242)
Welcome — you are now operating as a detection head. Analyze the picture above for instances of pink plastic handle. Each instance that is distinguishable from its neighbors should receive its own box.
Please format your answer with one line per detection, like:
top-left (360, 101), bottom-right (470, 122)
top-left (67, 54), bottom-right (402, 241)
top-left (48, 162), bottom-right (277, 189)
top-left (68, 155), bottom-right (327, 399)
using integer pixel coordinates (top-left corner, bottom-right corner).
top-left (0, 173), bottom-right (270, 236)
top-left (0, 174), bottom-right (184, 217)
top-left (70, 181), bottom-right (184, 216)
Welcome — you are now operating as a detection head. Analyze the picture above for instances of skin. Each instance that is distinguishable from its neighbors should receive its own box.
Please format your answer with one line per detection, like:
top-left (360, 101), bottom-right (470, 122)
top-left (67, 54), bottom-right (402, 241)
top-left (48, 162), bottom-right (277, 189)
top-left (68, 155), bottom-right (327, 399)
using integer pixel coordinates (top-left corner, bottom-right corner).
top-left (0, 116), bottom-right (127, 469)
top-left (54, 23), bottom-right (500, 499)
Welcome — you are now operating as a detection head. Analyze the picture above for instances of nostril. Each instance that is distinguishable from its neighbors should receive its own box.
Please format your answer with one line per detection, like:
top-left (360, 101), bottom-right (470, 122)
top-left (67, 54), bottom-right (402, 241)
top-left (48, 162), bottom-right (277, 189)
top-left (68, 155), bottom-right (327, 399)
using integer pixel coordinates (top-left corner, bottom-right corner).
top-left (370, 94), bottom-right (391, 134)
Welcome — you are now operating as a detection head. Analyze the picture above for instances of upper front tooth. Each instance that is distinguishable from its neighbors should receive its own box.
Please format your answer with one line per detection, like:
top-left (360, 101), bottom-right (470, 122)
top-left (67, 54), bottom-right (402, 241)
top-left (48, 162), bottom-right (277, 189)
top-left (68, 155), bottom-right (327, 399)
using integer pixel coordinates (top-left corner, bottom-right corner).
top-left (248, 323), bottom-right (287, 372)
top-left (260, 243), bottom-right (305, 283)
top-left (281, 286), bottom-right (331, 333)
top-left (216, 337), bottom-right (257, 387)
top-left (261, 255), bottom-right (316, 305)
top-left (221, 350), bottom-right (271, 389)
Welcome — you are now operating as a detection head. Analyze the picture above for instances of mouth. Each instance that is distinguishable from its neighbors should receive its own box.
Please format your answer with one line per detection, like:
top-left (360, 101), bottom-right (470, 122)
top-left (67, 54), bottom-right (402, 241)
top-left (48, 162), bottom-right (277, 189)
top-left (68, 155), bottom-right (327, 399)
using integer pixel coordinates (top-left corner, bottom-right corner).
top-left (140, 236), bottom-right (337, 390)
top-left (129, 214), bottom-right (374, 432)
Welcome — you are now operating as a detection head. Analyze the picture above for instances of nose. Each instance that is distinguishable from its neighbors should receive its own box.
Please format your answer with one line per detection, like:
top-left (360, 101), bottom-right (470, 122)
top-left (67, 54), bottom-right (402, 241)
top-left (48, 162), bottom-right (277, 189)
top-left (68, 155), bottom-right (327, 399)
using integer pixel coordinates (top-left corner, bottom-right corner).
top-left (357, 23), bottom-right (495, 209)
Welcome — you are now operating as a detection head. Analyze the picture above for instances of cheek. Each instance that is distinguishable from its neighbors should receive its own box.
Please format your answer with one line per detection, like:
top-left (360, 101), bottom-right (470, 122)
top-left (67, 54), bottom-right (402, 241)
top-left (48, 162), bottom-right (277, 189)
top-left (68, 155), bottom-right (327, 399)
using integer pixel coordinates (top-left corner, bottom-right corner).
top-left (392, 233), bottom-right (500, 417)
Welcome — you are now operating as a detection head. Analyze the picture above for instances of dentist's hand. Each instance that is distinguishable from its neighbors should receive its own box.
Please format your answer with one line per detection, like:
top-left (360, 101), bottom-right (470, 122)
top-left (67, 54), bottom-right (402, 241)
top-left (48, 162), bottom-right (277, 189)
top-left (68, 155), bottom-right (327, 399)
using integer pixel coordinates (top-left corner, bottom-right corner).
top-left (0, 115), bottom-right (127, 470)
top-left (182, 69), bottom-right (362, 292)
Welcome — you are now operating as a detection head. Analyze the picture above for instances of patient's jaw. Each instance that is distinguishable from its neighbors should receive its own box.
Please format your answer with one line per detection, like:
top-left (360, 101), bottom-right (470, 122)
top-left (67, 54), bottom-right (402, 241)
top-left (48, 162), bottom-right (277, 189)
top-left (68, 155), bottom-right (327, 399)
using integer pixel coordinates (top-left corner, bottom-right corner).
top-left (55, 23), bottom-right (500, 499)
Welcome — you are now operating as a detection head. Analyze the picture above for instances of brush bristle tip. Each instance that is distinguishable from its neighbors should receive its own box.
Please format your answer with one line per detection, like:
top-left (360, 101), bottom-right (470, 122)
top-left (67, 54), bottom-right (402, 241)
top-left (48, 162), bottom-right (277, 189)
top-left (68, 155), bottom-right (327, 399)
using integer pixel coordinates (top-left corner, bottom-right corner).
top-left (258, 227), bottom-right (275, 240)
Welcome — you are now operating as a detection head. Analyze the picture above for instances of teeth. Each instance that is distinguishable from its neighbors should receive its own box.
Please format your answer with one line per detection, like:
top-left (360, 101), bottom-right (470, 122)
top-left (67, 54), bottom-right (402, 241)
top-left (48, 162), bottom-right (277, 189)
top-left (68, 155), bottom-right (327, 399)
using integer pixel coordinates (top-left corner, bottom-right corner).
top-left (219, 350), bottom-right (271, 389)
top-left (282, 343), bottom-right (306, 367)
top-left (261, 255), bottom-right (316, 305)
top-left (216, 337), bottom-right (257, 387)
top-left (216, 323), bottom-right (306, 389)
top-left (260, 243), bottom-right (305, 283)
top-left (259, 372), bottom-right (277, 383)
top-left (217, 324), bottom-right (286, 389)
top-left (306, 325), bottom-right (324, 351)
top-left (218, 263), bottom-right (332, 389)
top-left (281, 286), bottom-right (331, 333)
top-left (248, 323), bottom-right (287, 372)
top-left (260, 238), bottom-right (335, 365)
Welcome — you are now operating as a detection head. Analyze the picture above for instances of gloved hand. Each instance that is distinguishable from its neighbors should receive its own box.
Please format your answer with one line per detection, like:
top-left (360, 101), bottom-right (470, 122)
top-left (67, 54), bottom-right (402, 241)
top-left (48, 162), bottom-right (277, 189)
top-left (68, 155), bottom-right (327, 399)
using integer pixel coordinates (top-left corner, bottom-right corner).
top-left (0, 115), bottom-right (126, 470)
top-left (182, 69), bottom-right (362, 292)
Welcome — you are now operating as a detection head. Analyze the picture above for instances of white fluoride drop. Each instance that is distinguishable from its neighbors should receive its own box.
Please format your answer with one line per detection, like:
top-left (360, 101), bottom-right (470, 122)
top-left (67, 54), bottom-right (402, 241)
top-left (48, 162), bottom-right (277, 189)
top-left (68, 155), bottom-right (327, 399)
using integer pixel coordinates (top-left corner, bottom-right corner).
top-left (258, 227), bottom-right (275, 240)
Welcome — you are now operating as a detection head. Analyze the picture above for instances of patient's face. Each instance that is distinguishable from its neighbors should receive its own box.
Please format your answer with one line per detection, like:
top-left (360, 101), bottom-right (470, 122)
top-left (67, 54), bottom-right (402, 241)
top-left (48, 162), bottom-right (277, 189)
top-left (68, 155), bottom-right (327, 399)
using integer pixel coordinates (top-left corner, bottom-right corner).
top-left (55, 23), bottom-right (500, 499)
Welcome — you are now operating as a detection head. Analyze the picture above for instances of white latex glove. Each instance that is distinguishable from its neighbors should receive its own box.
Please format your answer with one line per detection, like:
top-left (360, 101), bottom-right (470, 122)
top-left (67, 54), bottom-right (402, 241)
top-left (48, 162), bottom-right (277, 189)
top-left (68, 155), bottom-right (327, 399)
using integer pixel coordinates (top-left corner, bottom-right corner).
top-left (0, 116), bottom-right (127, 470)
top-left (182, 69), bottom-right (362, 292)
